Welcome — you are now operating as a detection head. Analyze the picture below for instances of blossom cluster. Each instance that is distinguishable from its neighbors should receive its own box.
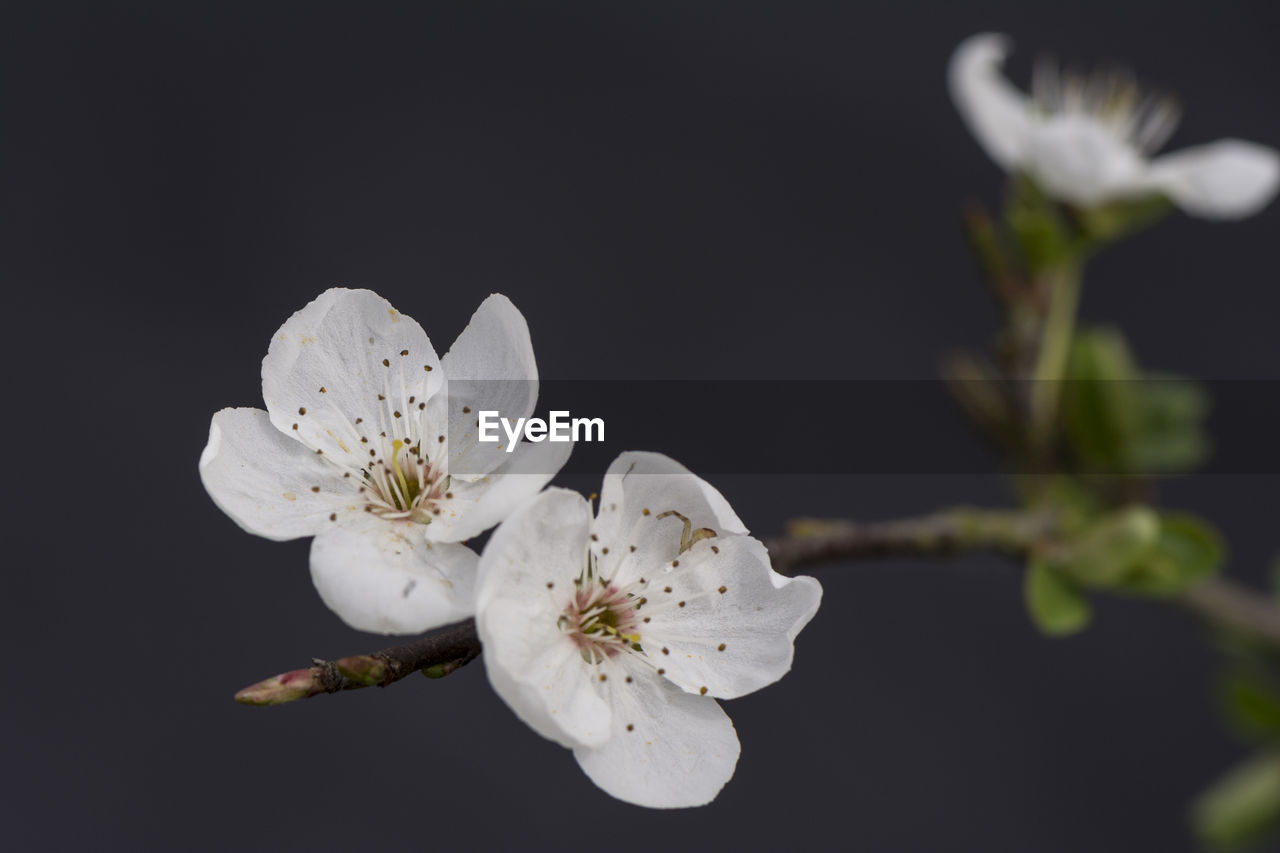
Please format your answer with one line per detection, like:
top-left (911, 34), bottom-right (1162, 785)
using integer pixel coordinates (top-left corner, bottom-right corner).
top-left (200, 288), bottom-right (821, 807)
top-left (201, 33), bottom-right (1278, 810)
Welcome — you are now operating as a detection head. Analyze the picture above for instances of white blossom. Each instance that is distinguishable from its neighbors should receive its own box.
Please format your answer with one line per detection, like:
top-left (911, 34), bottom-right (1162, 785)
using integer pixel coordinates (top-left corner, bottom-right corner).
top-left (949, 33), bottom-right (1280, 219)
top-left (199, 288), bottom-right (569, 634)
top-left (474, 451), bottom-right (822, 808)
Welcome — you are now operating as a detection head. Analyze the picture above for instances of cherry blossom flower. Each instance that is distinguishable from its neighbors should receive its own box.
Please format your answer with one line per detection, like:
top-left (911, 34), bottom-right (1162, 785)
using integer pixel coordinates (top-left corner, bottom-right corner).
top-left (474, 451), bottom-right (822, 808)
top-left (200, 288), bottom-right (569, 634)
top-left (950, 33), bottom-right (1280, 218)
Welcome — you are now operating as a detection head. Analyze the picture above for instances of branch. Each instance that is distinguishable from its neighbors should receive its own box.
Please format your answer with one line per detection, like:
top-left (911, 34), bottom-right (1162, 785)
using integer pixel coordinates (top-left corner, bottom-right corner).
top-left (234, 619), bottom-right (481, 706)
top-left (776, 511), bottom-right (1280, 646)
top-left (234, 507), bottom-right (1280, 706)
top-left (767, 508), bottom-right (1059, 572)
top-left (1178, 579), bottom-right (1280, 646)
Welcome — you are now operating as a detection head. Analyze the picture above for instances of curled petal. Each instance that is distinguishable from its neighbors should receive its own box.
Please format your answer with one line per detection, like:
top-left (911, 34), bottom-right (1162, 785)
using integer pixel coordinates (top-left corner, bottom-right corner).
top-left (641, 536), bottom-right (822, 700)
top-left (949, 33), bottom-right (1032, 170)
top-left (199, 407), bottom-right (350, 541)
top-left (574, 663), bottom-right (740, 809)
top-left (591, 451), bottom-right (747, 584)
top-left (310, 518), bottom-right (477, 634)
top-left (1146, 139), bottom-right (1280, 219)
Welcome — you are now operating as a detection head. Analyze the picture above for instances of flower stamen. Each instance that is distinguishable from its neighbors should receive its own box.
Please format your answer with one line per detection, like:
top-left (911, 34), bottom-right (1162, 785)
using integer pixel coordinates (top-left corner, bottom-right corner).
top-left (1031, 57), bottom-right (1181, 155)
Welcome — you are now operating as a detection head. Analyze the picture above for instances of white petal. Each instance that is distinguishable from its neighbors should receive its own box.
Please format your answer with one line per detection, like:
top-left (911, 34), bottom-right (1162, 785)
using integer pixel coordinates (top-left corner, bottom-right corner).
top-left (1024, 115), bottom-right (1148, 207)
top-left (641, 535), bottom-right (822, 700)
top-left (482, 597), bottom-right (613, 749)
top-left (590, 451), bottom-right (747, 586)
top-left (199, 407), bottom-right (352, 541)
top-left (309, 517), bottom-right (477, 634)
top-left (573, 663), bottom-right (740, 809)
top-left (261, 288), bottom-right (444, 466)
top-left (425, 438), bottom-right (573, 543)
top-left (476, 488), bottom-right (613, 748)
top-left (1146, 139), bottom-right (1280, 220)
top-left (948, 33), bottom-right (1032, 170)
top-left (441, 294), bottom-right (539, 481)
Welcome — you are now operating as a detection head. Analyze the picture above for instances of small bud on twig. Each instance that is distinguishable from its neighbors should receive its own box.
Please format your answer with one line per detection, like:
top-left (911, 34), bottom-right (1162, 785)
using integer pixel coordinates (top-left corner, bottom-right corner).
top-left (235, 667), bottom-right (326, 706)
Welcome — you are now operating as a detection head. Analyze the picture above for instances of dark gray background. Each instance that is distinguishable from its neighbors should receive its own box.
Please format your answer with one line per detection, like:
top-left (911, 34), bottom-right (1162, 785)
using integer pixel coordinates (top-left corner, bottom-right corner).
top-left (5, 1), bottom-right (1280, 850)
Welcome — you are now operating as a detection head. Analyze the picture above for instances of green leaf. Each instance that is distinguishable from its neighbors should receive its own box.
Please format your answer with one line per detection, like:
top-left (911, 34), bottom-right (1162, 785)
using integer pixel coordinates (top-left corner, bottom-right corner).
top-left (1129, 376), bottom-right (1213, 472)
top-left (1062, 328), bottom-right (1142, 473)
top-left (1024, 558), bottom-right (1092, 636)
top-left (1119, 513), bottom-right (1224, 596)
top-left (1062, 328), bottom-right (1212, 476)
top-left (1193, 753), bottom-right (1280, 851)
top-left (1058, 505), bottom-right (1160, 588)
top-left (1221, 673), bottom-right (1280, 742)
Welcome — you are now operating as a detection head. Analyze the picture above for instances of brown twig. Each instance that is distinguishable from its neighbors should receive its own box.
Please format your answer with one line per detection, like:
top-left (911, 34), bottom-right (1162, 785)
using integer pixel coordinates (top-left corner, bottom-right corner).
top-left (234, 508), bottom-right (1280, 706)
top-left (235, 619), bottom-right (481, 706)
